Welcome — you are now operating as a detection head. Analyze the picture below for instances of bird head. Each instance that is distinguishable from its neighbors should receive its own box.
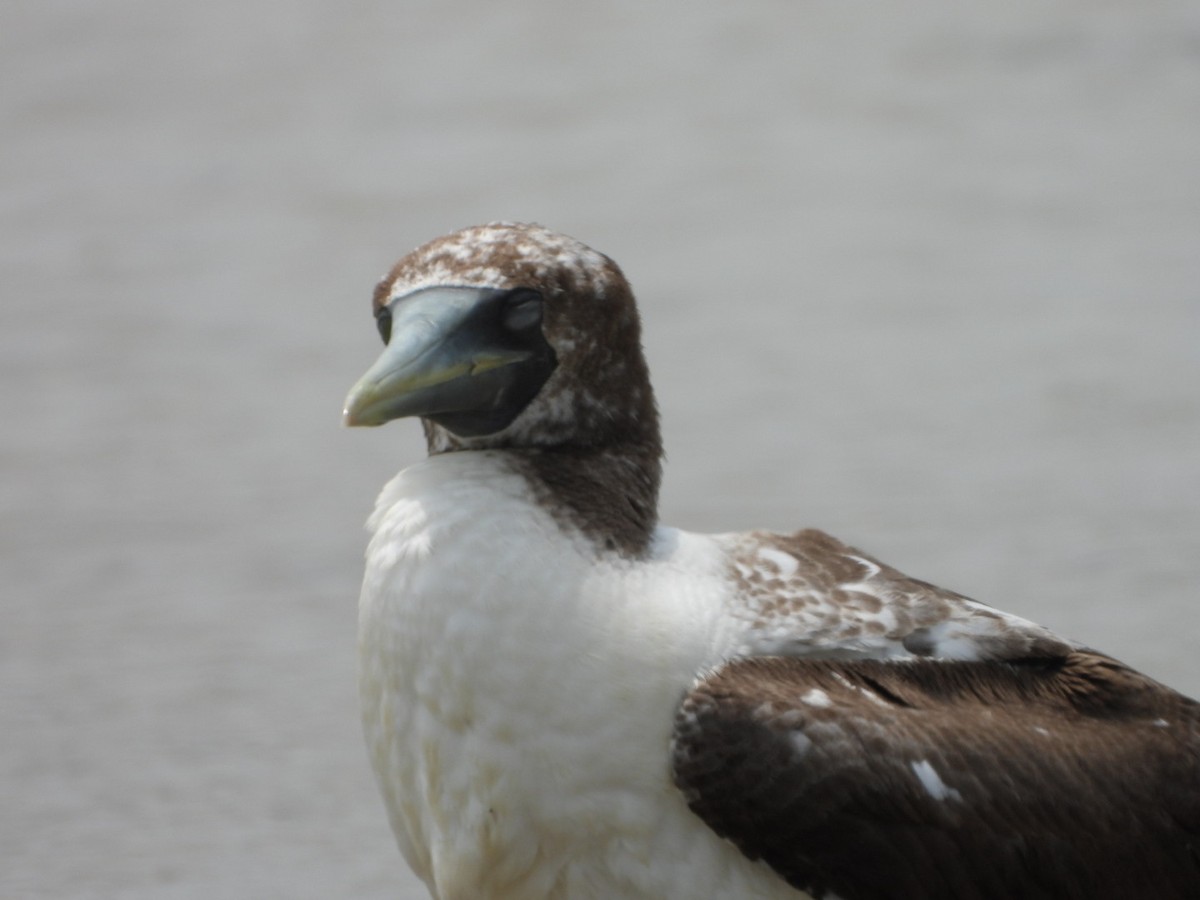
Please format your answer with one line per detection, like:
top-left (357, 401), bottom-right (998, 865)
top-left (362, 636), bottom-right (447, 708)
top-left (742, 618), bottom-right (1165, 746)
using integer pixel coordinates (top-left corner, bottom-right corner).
top-left (343, 222), bottom-right (659, 455)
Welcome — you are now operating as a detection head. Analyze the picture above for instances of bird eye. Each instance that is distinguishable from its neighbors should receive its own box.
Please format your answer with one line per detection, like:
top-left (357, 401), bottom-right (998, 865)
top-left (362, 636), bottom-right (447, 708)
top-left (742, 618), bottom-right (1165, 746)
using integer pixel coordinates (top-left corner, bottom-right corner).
top-left (502, 290), bottom-right (543, 332)
top-left (375, 306), bottom-right (392, 344)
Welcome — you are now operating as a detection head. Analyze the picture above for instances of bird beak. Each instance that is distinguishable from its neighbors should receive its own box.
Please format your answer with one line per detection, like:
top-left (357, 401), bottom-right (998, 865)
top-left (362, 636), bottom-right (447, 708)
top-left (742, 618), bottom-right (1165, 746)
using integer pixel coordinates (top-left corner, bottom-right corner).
top-left (342, 287), bottom-right (537, 428)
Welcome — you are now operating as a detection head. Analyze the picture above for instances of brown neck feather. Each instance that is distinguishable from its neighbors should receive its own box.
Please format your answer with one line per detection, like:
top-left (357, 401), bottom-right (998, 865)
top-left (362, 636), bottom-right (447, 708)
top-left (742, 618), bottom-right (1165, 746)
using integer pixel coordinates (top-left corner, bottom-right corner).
top-left (516, 441), bottom-right (663, 558)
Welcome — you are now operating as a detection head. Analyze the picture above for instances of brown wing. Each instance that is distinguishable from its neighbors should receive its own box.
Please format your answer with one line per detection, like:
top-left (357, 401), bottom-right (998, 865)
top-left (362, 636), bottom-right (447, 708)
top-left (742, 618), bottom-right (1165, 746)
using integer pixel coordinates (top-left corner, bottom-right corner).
top-left (671, 652), bottom-right (1200, 900)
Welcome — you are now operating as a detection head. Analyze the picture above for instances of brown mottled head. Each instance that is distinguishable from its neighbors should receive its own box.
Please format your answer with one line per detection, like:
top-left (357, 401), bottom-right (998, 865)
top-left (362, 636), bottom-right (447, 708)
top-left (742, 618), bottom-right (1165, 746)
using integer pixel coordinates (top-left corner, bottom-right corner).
top-left (345, 223), bottom-right (663, 554)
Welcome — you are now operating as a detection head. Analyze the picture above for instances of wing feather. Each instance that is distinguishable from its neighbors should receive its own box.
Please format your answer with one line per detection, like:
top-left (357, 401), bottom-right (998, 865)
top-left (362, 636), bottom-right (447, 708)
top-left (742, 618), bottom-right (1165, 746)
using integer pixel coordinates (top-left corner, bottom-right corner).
top-left (672, 653), bottom-right (1200, 900)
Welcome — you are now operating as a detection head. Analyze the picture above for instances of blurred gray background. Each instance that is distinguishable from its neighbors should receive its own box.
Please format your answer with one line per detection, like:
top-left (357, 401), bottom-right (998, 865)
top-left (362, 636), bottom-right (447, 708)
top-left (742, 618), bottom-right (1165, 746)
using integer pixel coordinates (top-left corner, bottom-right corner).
top-left (5, 2), bottom-right (1198, 898)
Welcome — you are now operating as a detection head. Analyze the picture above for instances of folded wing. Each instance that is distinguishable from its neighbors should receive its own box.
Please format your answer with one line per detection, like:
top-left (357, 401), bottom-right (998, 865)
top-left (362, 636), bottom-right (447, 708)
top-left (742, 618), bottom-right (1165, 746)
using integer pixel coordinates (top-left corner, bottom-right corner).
top-left (672, 652), bottom-right (1200, 900)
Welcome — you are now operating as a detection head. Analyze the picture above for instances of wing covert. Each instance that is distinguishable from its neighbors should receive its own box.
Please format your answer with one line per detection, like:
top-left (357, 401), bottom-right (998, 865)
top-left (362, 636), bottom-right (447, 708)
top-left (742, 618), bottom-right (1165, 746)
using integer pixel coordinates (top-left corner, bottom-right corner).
top-left (725, 529), bottom-right (1072, 662)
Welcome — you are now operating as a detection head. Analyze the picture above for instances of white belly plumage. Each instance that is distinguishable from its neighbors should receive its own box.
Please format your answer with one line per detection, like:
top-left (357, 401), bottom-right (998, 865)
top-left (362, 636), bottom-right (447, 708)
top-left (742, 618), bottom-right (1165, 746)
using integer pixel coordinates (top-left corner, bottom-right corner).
top-left (358, 453), bottom-right (804, 900)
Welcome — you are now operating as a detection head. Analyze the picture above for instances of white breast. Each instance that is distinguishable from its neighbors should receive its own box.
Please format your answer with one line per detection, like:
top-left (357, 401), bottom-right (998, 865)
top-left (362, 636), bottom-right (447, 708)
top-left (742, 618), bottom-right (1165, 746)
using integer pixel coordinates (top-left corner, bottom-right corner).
top-left (358, 452), bottom-right (803, 899)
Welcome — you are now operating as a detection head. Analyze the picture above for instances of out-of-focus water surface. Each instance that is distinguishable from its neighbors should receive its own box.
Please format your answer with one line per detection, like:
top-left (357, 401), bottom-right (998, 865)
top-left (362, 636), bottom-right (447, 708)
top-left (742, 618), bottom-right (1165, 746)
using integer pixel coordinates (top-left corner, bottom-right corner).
top-left (4, 2), bottom-right (1198, 897)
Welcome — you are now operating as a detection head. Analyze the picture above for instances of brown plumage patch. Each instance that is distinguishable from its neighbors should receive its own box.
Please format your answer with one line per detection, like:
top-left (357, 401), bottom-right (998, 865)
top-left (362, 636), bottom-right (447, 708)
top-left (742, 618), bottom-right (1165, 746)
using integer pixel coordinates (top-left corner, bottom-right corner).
top-left (672, 653), bottom-right (1200, 900)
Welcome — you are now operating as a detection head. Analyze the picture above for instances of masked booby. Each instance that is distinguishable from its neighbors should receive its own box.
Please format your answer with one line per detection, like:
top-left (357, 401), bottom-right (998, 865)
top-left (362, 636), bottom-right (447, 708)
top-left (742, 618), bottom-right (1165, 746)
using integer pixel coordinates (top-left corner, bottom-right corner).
top-left (343, 222), bottom-right (1200, 900)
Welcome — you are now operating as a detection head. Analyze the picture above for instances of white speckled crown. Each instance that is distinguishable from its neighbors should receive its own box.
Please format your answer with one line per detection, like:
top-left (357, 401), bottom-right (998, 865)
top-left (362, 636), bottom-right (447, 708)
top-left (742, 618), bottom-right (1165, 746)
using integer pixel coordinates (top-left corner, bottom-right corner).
top-left (379, 222), bottom-right (618, 303)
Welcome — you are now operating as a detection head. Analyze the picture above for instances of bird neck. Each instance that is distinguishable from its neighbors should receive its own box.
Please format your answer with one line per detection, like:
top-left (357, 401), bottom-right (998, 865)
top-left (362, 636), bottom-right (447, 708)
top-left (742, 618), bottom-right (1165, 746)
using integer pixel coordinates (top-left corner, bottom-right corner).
top-left (419, 382), bottom-right (664, 558)
top-left (421, 433), bottom-right (663, 559)
top-left (514, 440), bottom-right (663, 559)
